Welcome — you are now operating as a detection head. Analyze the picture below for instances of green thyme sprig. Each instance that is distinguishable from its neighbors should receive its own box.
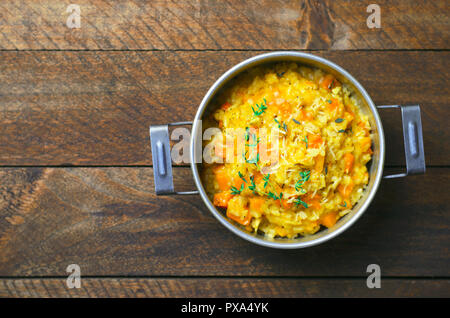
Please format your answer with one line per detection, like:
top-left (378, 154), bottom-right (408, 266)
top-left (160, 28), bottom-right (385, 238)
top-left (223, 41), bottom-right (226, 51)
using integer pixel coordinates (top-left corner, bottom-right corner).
top-left (295, 170), bottom-right (311, 192)
top-left (303, 135), bottom-right (309, 148)
top-left (262, 174), bottom-right (271, 189)
top-left (244, 151), bottom-right (259, 164)
top-left (244, 127), bottom-right (259, 147)
top-left (251, 98), bottom-right (267, 116)
top-left (274, 118), bottom-right (288, 132)
top-left (267, 191), bottom-right (283, 201)
top-left (293, 170), bottom-right (311, 208)
top-left (230, 183), bottom-right (244, 195)
top-left (248, 176), bottom-right (257, 194)
top-left (294, 198), bottom-right (308, 208)
top-left (243, 150), bottom-right (260, 170)
top-left (238, 171), bottom-right (247, 184)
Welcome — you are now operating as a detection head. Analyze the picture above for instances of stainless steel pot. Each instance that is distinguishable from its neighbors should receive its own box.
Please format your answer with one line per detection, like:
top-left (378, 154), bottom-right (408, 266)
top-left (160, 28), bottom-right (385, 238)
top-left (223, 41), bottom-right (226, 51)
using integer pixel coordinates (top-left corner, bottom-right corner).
top-left (150, 52), bottom-right (425, 249)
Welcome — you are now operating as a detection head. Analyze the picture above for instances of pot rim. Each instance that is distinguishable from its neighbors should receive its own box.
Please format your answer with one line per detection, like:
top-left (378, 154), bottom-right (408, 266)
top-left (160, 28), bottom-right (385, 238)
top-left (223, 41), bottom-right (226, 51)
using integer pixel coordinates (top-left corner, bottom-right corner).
top-left (190, 51), bottom-right (385, 249)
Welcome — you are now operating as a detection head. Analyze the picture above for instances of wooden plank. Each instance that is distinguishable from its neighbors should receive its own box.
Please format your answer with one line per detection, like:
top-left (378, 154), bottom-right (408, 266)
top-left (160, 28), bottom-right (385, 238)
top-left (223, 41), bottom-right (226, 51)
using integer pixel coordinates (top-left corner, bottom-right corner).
top-left (0, 51), bottom-right (448, 166)
top-left (0, 278), bottom-right (448, 297)
top-left (0, 167), bottom-right (448, 277)
top-left (0, 0), bottom-right (448, 50)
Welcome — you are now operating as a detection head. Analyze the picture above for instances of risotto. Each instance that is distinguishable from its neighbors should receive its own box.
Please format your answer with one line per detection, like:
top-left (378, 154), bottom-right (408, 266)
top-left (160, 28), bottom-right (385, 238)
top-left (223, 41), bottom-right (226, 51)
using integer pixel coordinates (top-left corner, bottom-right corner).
top-left (201, 62), bottom-right (372, 238)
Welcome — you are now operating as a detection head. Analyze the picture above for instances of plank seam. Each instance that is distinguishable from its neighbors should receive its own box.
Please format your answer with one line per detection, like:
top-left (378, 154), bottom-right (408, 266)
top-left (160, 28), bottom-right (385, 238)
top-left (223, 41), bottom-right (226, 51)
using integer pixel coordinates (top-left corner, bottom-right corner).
top-left (0, 49), bottom-right (448, 52)
top-left (0, 165), bottom-right (448, 168)
top-left (0, 276), bottom-right (448, 280)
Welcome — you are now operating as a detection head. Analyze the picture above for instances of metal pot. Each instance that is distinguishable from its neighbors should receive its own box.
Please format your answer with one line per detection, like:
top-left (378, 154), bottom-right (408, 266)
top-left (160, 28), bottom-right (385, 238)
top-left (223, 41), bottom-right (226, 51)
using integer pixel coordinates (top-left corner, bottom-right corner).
top-left (150, 52), bottom-right (425, 249)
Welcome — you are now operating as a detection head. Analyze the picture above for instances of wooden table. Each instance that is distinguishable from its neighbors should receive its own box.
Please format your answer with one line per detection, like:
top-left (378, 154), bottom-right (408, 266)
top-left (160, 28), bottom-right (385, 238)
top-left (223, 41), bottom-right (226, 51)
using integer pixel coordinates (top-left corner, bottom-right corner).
top-left (0, 0), bottom-right (448, 298)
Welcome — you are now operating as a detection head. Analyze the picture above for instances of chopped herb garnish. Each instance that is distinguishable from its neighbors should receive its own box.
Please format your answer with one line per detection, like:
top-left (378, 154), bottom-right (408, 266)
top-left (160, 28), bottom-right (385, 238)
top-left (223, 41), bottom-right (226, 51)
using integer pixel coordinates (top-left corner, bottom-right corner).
top-left (294, 180), bottom-right (302, 192)
top-left (327, 99), bottom-right (332, 104)
top-left (303, 135), bottom-right (309, 148)
top-left (277, 71), bottom-right (285, 78)
top-left (294, 198), bottom-right (309, 208)
top-left (274, 118), bottom-right (288, 132)
top-left (263, 174), bottom-right (271, 188)
top-left (238, 171), bottom-right (247, 183)
top-left (295, 170), bottom-right (311, 192)
top-left (335, 118), bottom-right (344, 123)
top-left (243, 150), bottom-right (260, 169)
top-left (328, 79), bottom-right (335, 90)
top-left (251, 98), bottom-right (267, 116)
top-left (230, 183), bottom-right (244, 195)
top-left (267, 192), bottom-right (277, 200)
top-left (292, 118), bottom-right (301, 125)
top-left (340, 202), bottom-right (347, 208)
top-left (248, 176), bottom-right (257, 194)
top-left (300, 170), bottom-right (311, 180)
top-left (325, 166), bottom-right (328, 175)
top-left (338, 129), bottom-right (346, 133)
top-left (267, 191), bottom-right (282, 201)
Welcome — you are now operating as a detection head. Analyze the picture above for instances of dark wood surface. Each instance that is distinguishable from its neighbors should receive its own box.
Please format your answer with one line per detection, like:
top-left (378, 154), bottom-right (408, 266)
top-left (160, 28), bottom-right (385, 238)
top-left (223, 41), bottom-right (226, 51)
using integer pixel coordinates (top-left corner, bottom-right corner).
top-left (0, 51), bottom-right (448, 166)
top-left (0, 0), bottom-right (448, 50)
top-left (0, 167), bottom-right (448, 277)
top-left (0, 0), bottom-right (448, 297)
top-left (1, 278), bottom-right (448, 298)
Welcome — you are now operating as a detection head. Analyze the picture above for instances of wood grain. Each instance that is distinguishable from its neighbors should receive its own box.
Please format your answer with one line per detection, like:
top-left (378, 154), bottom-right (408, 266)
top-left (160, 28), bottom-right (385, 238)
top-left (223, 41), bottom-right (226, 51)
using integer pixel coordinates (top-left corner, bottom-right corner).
top-left (0, 278), bottom-right (448, 297)
top-left (0, 51), bottom-right (448, 166)
top-left (0, 0), bottom-right (447, 299)
top-left (0, 166), bottom-right (448, 277)
top-left (0, 0), bottom-right (448, 50)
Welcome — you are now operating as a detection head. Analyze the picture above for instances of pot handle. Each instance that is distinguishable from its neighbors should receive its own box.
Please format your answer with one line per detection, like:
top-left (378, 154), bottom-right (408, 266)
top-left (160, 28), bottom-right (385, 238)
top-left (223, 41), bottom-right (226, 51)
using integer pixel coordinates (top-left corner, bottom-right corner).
top-left (377, 105), bottom-right (426, 178)
top-left (150, 122), bottom-right (199, 195)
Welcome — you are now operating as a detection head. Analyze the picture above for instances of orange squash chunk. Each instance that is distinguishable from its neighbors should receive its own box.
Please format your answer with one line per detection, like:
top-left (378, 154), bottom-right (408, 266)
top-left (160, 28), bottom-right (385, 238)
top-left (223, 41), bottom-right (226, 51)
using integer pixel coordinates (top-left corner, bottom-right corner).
top-left (308, 134), bottom-right (323, 149)
top-left (227, 209), bottom-right (251, 226)
top-left (326, 98), bottom-right (340, 112)
top-left (343, 153), bottom-right (354, 174)
top-left (304, 194), bottom-right (322, 210)
top-left (213, 165), bottom-right (231, 191)
top-left (232, 176), bottom-right (246, 190)
top-left (319, 211), bottom-right (339, 228)
top-left (213, 191), bottom-right (233, 208)
top-left (249, 197), bottom-right (265, 212)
